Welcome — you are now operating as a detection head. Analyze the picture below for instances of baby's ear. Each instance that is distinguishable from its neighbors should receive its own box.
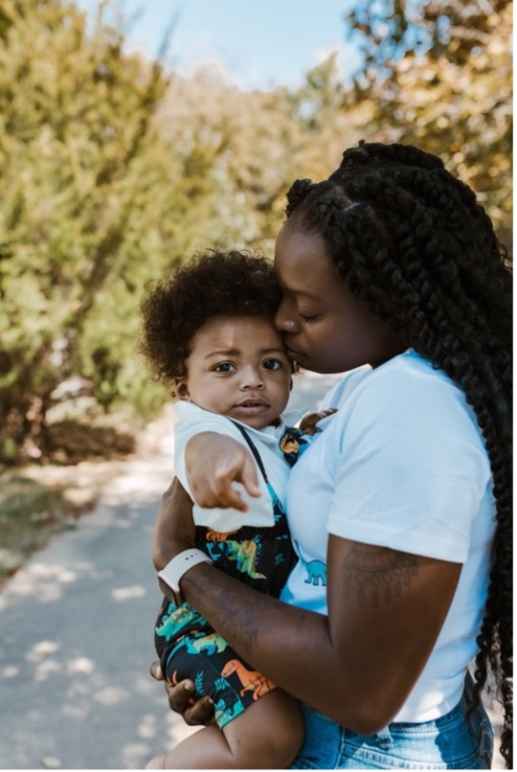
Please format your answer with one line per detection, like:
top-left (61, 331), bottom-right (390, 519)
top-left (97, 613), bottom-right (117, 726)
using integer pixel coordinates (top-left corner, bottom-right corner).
top-left (175, 380), bottom-right (190, 400)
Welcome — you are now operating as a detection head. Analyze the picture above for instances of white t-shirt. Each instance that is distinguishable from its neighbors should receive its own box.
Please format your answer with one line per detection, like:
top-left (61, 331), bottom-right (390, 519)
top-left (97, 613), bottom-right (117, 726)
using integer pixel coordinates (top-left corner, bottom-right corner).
top-left (174, 401), bottom-right (290, 533)
top-left (280, 349), bottom-right (495, 722)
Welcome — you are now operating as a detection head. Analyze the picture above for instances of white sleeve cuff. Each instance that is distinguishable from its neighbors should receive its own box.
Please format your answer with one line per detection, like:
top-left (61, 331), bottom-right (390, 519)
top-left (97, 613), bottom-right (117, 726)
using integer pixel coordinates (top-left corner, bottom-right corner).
top-left (327, 515), bottom-right (467, 563)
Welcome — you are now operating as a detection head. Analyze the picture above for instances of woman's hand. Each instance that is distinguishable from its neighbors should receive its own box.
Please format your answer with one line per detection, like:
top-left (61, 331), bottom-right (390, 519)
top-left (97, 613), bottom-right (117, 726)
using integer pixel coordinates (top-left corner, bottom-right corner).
top-left (152, 477), bottom-right (196, 571)
top-left (149, 660), bottom-right (215, 725)
top-left (185, 432), bottom-right (260, 512)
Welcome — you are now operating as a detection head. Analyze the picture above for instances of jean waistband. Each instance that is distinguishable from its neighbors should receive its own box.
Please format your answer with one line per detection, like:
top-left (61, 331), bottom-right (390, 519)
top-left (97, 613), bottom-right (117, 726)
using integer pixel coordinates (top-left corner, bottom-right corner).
top-left (379, 697), bottom-right (465, 737)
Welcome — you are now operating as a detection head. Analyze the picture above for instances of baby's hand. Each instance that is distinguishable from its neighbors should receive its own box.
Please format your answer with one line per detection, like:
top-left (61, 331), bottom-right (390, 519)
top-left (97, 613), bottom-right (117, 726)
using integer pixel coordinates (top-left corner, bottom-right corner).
top-left (186, 433), bottom-right (260, 512)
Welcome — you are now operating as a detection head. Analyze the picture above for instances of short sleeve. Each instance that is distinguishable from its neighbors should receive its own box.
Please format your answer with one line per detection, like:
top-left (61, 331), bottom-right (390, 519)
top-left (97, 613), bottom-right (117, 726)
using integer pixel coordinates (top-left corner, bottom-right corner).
top-left (326, 370), bottom-right (490, 563)
top-left (174, 403), bottom-right (242, 499)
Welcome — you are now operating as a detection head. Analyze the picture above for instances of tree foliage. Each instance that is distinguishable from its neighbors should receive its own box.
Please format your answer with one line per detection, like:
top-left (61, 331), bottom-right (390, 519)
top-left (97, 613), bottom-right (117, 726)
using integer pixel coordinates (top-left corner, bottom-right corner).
top-left (344, 0), bottom-right (512, 242)
top-left (0, 0), bottom-right (511, 464)
top-left (0, 0), bottom-right (179, 460)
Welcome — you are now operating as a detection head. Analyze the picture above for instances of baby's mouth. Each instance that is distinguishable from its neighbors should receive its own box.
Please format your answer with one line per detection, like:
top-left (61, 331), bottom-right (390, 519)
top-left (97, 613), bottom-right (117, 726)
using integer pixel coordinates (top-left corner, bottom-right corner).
top-left (233, 399), bottom-right (270, 412)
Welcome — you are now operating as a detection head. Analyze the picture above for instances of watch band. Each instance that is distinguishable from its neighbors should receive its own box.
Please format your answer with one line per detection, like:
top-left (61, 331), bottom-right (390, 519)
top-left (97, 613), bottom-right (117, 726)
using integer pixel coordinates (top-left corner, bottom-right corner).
top-left (157, 548), bottom-right (213, 594)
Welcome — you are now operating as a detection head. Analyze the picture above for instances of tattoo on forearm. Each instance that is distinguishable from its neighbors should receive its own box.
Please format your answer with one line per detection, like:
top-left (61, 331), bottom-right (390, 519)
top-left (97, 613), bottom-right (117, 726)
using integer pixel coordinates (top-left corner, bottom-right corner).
top-left (183, 567), bottom-right (260, 652)
top-left (342, 543), bottom-right (420, 609)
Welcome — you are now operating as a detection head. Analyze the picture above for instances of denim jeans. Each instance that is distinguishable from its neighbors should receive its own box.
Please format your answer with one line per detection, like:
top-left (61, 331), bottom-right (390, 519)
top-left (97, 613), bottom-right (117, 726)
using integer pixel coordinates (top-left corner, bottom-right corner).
top-left (291, 677), bottom-right (494, 769)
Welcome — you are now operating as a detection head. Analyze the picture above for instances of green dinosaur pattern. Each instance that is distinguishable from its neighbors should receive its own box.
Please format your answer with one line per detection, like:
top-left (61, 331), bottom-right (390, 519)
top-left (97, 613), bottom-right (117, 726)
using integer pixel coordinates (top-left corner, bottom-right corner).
top-left (214, 696), bottom-right (245, 729)
top-left (207, 538), bottom-right (266, 580)
top-left (170, 632), bottom-right (229, 659)
top-left (155, 603), bottom-right (207, 642)
top-left (154, 425), bottom-right (297, 731)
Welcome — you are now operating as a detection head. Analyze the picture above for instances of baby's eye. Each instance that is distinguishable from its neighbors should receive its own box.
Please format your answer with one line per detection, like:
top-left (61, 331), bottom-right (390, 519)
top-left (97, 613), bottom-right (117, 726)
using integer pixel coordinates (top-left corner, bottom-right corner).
top-left (263, 358), bottom-right (284, 371)
top-left (214, 362), bottom-right (236, 374)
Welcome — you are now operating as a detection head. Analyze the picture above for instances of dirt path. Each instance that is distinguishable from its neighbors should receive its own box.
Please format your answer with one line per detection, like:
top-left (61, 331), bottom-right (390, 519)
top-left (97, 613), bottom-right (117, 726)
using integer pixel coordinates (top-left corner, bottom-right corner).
top-left (0, 405), bottom-right (203, 768)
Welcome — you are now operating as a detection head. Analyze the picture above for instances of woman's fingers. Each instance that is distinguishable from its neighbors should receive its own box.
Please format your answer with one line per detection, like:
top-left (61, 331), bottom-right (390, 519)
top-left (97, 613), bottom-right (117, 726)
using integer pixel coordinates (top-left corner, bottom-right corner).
top-left (184, 696), bottom-right (215, 726)
top-left (164, 680), bottom-right (214, 725)
top-left (150, 663), bottom-right (214, 725)
top-left (149, 660), bottom-right (164, 681)
top-left (165, 678), bottom-right (195, 709)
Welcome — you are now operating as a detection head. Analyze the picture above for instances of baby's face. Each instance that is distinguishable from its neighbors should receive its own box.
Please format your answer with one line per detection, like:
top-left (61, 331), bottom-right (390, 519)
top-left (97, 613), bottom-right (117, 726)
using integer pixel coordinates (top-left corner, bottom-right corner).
top-left (180, 315), bottom-right (291, 429)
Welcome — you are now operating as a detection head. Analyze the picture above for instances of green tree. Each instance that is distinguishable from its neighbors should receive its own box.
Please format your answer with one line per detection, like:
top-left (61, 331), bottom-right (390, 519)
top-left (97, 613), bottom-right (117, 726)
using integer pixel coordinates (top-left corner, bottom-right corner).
top-left (343, 0), bottom-right (512, 243)
top-left (0, 2), bottom-right (357, 464)
top-left (1, 0), bottom-right (509, 464)
top-left (0, 0), bottom-right (188, 462)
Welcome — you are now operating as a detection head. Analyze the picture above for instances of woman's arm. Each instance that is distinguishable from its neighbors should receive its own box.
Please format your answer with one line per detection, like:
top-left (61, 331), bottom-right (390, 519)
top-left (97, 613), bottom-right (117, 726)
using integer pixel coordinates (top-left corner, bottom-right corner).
top-left (179, 535), bottom-right (460, 734)
top-left (154, 432), bottom-right (461, 733)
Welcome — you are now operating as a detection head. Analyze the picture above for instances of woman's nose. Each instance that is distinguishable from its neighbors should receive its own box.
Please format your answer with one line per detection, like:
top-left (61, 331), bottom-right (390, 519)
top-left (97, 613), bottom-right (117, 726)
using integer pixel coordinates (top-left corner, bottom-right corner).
top-left (275, 302), bottom-right (299, 333)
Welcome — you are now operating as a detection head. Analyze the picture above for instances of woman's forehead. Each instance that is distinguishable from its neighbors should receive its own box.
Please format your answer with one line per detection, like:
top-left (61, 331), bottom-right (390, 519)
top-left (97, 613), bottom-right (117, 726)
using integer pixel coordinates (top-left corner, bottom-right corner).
top-left (274, 225), bottom-right (337, 295)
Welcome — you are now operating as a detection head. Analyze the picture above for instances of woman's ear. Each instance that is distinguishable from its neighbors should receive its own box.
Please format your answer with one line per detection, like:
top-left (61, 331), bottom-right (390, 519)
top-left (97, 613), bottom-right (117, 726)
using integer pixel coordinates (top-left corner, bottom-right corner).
top-left (175, 380), bottom-right (190, 400)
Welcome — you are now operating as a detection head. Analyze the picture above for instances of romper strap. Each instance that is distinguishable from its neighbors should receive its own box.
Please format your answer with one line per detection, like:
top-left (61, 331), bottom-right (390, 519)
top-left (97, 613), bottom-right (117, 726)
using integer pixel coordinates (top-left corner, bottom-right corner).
top-left (230, 420), bottom-right (270, 485)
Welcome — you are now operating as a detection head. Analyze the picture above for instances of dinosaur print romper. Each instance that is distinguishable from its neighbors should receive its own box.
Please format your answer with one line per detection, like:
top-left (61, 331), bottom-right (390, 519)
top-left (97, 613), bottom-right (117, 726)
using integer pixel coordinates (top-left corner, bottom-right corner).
top-left (154, 421), bottom-right (298, 730)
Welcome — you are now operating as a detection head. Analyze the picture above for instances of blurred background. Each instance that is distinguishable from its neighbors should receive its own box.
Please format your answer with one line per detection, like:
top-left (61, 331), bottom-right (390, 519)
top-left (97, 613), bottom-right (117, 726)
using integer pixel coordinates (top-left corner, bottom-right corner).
top-left (0, 0), bottom-right (511, 472)
top-left (0, 1), bottom-right (511, 767)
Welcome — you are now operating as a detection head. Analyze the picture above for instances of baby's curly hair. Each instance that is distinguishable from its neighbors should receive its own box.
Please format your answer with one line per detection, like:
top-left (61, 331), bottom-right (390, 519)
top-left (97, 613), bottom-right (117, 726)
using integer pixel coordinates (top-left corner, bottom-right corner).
top-left (141, 250), bottom-right (282, 391)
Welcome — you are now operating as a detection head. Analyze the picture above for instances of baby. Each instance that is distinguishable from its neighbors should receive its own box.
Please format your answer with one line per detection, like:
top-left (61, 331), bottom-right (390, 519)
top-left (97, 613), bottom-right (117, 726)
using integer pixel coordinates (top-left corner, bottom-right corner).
top-left (141, 250), bottom-right (328, 769)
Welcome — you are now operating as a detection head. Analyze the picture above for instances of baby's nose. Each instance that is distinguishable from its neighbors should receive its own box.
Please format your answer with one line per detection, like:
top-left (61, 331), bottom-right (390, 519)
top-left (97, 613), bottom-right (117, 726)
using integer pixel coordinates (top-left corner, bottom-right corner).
top-left (240, 367), bottom-right (264, 389)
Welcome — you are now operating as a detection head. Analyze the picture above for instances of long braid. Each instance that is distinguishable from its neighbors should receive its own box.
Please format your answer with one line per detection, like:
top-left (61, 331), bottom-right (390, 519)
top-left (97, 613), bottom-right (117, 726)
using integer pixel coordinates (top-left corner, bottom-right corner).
top-left (286, 142), bottom-right (512, 766)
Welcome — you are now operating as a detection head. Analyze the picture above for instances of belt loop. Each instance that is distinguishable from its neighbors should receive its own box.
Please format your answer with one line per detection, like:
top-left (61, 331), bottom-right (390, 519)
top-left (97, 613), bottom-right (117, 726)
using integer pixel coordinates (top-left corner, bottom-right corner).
top-left (375, 724), bottom-right (394, 750)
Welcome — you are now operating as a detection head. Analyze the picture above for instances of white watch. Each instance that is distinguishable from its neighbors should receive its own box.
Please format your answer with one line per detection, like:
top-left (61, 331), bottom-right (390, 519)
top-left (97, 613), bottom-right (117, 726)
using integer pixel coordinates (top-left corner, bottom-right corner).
top-left (157, 548), bottom-right (213, 593)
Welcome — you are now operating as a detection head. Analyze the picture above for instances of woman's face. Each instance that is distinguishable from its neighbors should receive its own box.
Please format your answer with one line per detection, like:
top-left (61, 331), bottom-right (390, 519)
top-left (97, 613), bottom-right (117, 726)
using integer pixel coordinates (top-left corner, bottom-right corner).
top-left (274, 224), bottom-right (406, 373)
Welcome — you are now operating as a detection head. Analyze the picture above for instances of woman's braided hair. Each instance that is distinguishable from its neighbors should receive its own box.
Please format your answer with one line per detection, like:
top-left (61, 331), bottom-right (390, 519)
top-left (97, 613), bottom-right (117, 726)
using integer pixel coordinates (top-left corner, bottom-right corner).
top-left (286, 141), bottom-right (512, 766)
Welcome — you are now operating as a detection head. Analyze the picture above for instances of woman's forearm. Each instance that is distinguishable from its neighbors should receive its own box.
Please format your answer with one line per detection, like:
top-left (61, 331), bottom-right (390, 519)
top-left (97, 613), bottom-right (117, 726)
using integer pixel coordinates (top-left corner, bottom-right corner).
top-left (180, 563), bottom-right (373, 733)
top-left (180, 539), bottom-right (459, 735)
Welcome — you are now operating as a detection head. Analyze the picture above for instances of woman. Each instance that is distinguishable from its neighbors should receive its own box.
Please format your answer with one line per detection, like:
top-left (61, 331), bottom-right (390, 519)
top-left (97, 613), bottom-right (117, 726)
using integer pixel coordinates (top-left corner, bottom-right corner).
top-left (151, 142), bottom-right (512, 768)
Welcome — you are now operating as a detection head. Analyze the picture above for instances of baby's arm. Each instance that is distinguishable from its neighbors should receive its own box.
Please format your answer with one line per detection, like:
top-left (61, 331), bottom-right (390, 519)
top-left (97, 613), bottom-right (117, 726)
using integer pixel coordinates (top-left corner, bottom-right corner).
top-left (174, 404), bottom-right (263, 518)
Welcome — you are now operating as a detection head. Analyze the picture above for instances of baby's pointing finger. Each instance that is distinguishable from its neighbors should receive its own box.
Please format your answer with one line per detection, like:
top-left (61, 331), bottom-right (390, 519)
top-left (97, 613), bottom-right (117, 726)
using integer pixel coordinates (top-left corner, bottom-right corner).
top-left (212, 477), bottom-right (248, 511)
top-left (241, 456), bottom-right (261, 498)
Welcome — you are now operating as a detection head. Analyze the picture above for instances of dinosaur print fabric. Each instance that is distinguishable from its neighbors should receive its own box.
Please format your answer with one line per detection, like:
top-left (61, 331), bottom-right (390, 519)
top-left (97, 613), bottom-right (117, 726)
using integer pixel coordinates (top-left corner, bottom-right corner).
top-left (154, 423), bottom-right (297, 729)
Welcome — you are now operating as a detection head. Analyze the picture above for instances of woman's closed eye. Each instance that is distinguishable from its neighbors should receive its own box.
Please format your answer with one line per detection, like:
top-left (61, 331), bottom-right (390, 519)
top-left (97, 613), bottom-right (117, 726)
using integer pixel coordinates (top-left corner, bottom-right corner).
top-left (299, 312), bottom-right (322, 323)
